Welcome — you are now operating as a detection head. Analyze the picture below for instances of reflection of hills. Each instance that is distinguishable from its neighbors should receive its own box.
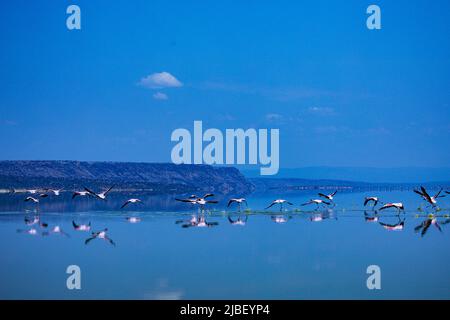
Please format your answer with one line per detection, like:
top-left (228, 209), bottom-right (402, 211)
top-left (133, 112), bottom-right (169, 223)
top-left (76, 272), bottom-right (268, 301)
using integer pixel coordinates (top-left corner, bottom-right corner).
top-left (0, 160), bottom-right (254, 195)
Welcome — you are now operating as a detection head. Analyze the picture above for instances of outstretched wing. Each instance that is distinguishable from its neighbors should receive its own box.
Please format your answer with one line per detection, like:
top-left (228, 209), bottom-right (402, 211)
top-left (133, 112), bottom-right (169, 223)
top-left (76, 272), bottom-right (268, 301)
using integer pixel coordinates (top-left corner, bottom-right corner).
top-left (175, 198), bottom-right (195, 203)
top-left (121, 201), bottom-right (130, 209)
top-left (84, 187), bottom-right (97, 196)
top-left (104, 186), bottom-right (114, 195)
top-left (434, 188), bottom-right (443, 199)
top-left (318, 193), bottom-right (328, 199)
top-left (420, 186), bottom-right (432, 203)
top-left (85, 237), bottom-right (96, 245)
top-left (105, 236), bottom-right (116, 246)
top-left (203, 193), bottom-right (214, 199)
top-left (265, 202), bottom-right (276, 209)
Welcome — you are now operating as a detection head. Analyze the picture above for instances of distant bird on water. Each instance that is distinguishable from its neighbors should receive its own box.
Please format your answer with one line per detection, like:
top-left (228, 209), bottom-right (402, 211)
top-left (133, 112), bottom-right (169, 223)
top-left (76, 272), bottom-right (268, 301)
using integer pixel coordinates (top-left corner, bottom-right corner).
top-left (227, 198), bottom-right (247, 211)
top-left (265, 199), bottom-right (293, 211)
top-left (414, 186), bottom-right (445, 208)
top-left (121, 198), bottom-right (142, 209)
top-left (84, 186), bottom-right (114, 200)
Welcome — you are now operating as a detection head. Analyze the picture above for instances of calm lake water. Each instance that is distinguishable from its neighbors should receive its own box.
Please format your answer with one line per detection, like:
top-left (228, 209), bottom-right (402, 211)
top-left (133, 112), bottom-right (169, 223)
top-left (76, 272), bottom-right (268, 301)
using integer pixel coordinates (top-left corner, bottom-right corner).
top-left (0, 190), bottom-right (449, 299)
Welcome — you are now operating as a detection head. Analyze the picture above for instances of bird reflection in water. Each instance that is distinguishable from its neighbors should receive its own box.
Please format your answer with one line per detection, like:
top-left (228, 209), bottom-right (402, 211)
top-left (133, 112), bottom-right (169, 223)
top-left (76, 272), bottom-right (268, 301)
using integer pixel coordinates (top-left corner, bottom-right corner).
top-left (271, 215), bottom-right (291, 224)
top-left (85, 228), bottom-right (116, 246)
top-left (227, 214), bottom-right (248, 226)
top-left (414, 216), bottom-right (450, 237)
top-left (364, 210), bottom-right (379, 223)
top-left (176, 213), bottom-right (219, 229)
top-left (310, 210), bottom-right (336, 222)
top-left (17, 215), bottom-right (48, 236)
top-left (379, 216), bottom-right (405, 231)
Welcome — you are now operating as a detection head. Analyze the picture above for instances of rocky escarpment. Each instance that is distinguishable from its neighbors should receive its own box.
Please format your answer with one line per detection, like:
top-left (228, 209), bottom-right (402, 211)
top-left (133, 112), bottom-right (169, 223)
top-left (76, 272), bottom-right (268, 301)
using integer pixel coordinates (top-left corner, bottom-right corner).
top-left (0, 160), bottom-right (254, 194)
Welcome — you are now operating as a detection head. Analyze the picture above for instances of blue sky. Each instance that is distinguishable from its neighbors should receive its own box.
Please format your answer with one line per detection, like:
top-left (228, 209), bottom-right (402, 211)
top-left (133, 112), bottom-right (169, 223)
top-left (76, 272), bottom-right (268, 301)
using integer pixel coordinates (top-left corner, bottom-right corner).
top-left (0, 0), bottom-right (449, 169)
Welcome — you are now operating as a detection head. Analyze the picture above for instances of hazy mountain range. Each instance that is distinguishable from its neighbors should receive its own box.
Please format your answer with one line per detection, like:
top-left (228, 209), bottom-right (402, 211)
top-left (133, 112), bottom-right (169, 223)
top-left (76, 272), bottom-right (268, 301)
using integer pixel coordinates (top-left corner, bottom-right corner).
top-left (243, 167), bottom-right (450, 184)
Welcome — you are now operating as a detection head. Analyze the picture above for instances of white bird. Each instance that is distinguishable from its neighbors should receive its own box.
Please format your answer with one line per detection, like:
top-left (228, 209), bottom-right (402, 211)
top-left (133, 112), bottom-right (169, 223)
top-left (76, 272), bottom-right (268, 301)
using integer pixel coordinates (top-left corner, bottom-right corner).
top-left (84, 186), bottom-right (114, 200)
top-left (24, 196), bottom-right (39, 203)
top-left (301, 199), bottom-right (330, 209)
top-left (85, 228), bottom-right (115, 246)
top-left (318, 190), bottom-right (337, 201)
top-left (364, 197), bottom-right (379, 207)
top-left (175, 193), bottom-right (218, 210)
top-left (27, 189), bottom-right (38, 194)
top-left (414, 186), bottom-right (445, 208)
top-left (72, 191), bottom-right (91, 199)
top-left (379, 202), bottom-right (405, 213)
top-left (46, 189), bottom-right (62, 196)
top-left (121, 198), bottom-right (142, 209)
top-left (265, 199), bottom-right (293, 211)
top-left (227, 198), bottom-right (247, 211)
top-left (72, 221), bottom-right (91, 231)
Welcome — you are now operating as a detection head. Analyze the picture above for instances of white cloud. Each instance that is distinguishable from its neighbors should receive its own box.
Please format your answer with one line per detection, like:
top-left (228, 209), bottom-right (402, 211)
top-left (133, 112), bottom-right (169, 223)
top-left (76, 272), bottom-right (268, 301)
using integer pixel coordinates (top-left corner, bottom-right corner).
top-left (307, 107), bottom-right (336, 116)
top-left (153, 92), bottom-right (168, 100)
top-left (139, 72), bottom-right (183, 89)
top-left (265, 113), bottom-right (283, 122)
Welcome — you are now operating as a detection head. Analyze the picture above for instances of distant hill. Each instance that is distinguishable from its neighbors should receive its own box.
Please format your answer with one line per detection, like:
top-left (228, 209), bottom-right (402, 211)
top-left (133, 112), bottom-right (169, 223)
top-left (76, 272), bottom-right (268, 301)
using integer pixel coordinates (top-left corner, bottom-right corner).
top-left (243, 166), bottom-right (450, 184)
top-left (249, 177), bottom-right (449, 193)
top-left (0, 160), bottom-right (254, 194)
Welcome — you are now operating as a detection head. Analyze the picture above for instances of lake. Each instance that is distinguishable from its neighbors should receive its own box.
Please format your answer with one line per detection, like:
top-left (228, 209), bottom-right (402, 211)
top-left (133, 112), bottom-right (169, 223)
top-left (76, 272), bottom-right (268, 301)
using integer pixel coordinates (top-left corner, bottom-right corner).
top-left (0, 189), bottom-right (449, 299)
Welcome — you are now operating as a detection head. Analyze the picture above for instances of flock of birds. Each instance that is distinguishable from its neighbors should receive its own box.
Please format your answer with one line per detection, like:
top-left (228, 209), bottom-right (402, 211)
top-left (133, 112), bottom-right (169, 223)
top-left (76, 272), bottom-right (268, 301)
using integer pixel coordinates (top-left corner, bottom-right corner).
top-left (8, 185), bottom-right (450, 245)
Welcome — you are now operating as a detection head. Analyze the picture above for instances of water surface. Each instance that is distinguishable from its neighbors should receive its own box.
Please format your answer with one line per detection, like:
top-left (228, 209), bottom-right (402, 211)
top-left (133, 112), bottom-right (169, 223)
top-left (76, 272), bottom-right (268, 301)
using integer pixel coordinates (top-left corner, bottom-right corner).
top-left (0, 190), bottom-right (449, 299)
